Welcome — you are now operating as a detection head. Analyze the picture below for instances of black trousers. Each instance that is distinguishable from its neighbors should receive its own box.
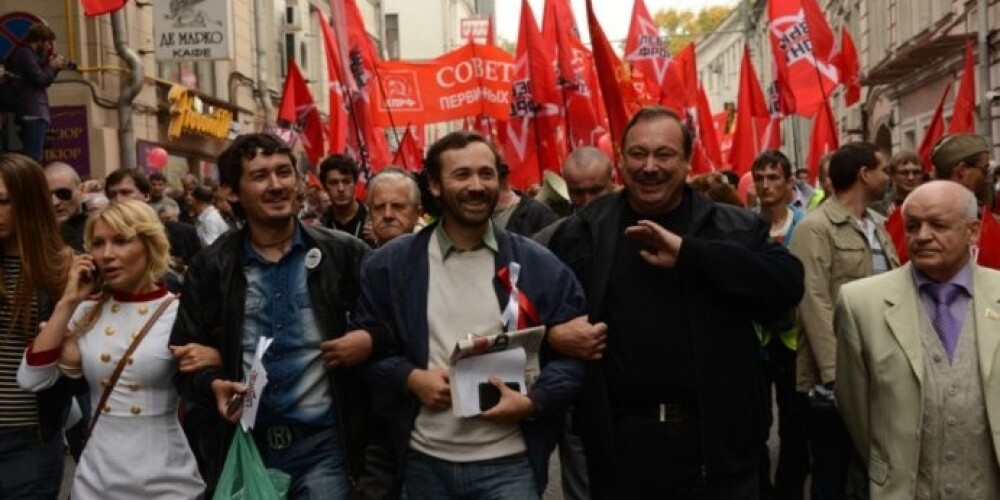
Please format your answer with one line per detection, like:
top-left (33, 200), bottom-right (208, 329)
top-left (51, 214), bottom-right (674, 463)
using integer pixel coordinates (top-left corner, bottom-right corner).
top-left (611, 413), bottom-right (759, 500)
top-left (759, 342), bottom-right (810, 500)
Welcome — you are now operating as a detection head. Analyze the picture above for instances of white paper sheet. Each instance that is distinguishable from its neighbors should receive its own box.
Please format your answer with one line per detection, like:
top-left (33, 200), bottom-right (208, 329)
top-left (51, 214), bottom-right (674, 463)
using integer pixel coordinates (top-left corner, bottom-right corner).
top-left (240, 336), bottom-right (273, 431)
top-left (450, 347), bottom-right (527, 417)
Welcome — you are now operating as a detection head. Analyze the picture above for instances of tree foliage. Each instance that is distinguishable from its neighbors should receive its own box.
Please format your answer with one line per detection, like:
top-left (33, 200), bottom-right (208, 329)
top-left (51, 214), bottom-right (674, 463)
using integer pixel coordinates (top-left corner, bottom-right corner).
top-left (654, 6), bottom-right (733, 55)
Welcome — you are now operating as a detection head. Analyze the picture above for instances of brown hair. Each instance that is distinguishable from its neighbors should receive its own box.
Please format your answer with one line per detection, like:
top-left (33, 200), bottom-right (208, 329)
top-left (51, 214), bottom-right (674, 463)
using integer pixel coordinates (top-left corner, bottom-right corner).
top-left (688, 172), bottom-right (743, 207)
top-left (0, 153), bottom-right (70, 333)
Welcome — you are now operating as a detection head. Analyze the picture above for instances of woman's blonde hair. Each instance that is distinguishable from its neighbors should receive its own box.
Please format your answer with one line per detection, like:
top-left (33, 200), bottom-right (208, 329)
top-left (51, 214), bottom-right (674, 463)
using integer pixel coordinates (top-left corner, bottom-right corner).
top-left (84, 200), bottom-right (171, 289)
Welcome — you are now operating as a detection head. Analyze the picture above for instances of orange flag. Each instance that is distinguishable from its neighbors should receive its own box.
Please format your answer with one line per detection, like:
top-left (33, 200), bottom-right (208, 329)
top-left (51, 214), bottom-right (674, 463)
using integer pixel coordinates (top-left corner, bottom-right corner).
top-left (918, 81), bottom-right (952, 173)
top-left (947, 39), bottom-right (976, 134)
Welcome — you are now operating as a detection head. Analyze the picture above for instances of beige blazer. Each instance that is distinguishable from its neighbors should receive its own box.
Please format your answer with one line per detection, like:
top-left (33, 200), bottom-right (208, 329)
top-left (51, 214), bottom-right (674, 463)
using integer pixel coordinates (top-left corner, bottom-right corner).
top-left (834, 263), bottom-right (1000, 499)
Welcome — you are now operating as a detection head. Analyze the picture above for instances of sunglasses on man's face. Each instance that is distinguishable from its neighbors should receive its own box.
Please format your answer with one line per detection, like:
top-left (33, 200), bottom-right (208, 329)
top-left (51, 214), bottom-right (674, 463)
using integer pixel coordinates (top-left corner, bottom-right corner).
top-left (51, 188), bottom-right (74, 201)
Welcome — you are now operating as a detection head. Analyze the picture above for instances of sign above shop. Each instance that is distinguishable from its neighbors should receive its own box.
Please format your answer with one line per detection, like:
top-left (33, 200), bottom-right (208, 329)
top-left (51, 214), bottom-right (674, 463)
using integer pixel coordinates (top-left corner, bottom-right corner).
top-left (154, 0), bottom-right (233, 61)
top-left (168, 86), bottom-right (234, 140)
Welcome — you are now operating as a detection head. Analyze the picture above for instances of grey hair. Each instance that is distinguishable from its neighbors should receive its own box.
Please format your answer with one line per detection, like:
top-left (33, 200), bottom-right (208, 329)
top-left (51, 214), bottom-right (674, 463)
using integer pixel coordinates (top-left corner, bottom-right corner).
top-left (157, 196), bottom-right (180, 214)
top-left (44, 161), bottom-right (81, 185)
top-left (563, 146), bottom-right (613, 179)
top-left (900, 180), bottom-right (979, 221)
top-left (366, 167), bottom-right (421, 208)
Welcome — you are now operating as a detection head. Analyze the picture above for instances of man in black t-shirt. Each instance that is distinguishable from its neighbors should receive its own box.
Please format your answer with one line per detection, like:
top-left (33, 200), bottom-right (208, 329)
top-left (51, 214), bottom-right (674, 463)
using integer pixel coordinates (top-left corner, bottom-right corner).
top-left (548, 106), bottom-right (804, 500)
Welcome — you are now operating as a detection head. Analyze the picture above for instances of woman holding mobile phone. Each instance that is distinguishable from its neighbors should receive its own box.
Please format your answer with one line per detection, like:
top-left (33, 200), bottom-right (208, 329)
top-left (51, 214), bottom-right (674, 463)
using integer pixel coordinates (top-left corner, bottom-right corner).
top-left (18, 200), bottom-right (207, 498)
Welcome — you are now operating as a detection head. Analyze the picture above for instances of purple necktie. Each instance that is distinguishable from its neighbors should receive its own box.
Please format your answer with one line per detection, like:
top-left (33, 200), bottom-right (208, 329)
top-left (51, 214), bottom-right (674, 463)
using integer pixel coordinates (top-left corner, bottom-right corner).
top-left (923, 282), bottom-right (963, 361)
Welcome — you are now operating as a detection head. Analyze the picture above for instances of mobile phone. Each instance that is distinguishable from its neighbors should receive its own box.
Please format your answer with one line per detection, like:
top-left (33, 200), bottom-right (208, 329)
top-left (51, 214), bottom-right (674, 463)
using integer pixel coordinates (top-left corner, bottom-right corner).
top-left (478, 381), bottom-right (521, 412)
top-left (226, 393), bottom-right (244, 417)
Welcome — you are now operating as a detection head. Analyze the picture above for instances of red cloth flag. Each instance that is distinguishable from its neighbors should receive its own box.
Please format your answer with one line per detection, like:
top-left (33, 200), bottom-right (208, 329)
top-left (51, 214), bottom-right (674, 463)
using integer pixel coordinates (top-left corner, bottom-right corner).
top-left (316, 10), bottom-right (348, 155)
top-left (586, 0), bottom-right (641, 153)
top-left (81, 0), bottom-right (126, 16)
top-left (767, 0), bottom-right (838, 116)
top-left (806, 99), bottom-right (838, 183)
top-left (542, 0), bottom-right (605, 147)
top-left (504, 0), bottom-right (564, 189)
top-left (948, 39), bottom-right (976, 134)
top-left (918, 81), bottom-right (952, 173)
top-left (330, 0), bottom-right (392, 175)
top-left (624, 0), bottom-right (687, 113)
top-left (978, 211), bottom-right (1000, 270)
top-left (727, 46), bottom-right (771, 175)
top-left (277, 60), bottom-right (325, 167)
top-left (391, 128), bottom-right (423, 172)
top-left (673, 42), bottom-right (698, 107)
top-left (885, 207), bottom-right (909, 264)
top-left (833, 26), bottom-right (861, 106)
top-left (690, 84), bottom-right (724, 173)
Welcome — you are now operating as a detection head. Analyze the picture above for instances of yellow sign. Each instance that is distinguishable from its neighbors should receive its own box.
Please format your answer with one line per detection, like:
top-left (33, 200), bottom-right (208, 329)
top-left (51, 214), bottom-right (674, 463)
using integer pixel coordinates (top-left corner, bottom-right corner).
top-left (167, 86), bottom-right (233, 140)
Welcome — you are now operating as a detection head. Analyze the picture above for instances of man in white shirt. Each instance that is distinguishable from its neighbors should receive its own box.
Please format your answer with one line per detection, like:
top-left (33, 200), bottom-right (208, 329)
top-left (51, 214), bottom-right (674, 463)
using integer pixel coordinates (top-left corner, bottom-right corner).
top-left (187, 184), bottom-right (230, 246)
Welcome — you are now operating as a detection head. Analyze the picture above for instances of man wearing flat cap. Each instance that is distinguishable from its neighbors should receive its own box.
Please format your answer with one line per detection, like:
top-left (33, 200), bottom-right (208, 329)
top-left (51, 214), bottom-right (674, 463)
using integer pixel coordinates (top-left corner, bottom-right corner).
top-left (930, 133), bottom-right (991, 206)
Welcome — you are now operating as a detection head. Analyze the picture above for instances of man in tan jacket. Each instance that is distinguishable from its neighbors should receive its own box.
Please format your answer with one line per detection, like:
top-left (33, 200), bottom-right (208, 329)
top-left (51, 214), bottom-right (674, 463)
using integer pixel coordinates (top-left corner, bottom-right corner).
top-left (835, 181), bottom-right (1000, 499)
top-left (788, 142), bottom-right (899, 499)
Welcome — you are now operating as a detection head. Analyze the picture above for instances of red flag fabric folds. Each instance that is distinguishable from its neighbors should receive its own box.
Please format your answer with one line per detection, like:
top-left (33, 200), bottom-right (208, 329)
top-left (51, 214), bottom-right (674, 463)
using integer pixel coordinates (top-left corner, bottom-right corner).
top-left (391, 128), bottom-right (423, 172)
top-left (728, 47), bottom-right (771, 175)
top-left (978, 211), bottom-right (1000, 270)
top-left (624, 0), bottom-right (687, 113)
top-left (767, 0), bottom-right (838, 116)
top-left (277, 61), bottom-right (325, 167)
top-left (833, 26), bottom-right (861, 107)
top-left (81, 0), bottom-right (126, 16)
top-left (885, 207), bottom-right (909, 264)
top-left (918, 82), bottom-right (952, 173)
top-left (316, 10), bottom-right (348, 155)
top-left (586, 0), bottom-right (641, 154)
top-left (947, 39), bottom-right (976, 134)
top-left (806, 99), bottom-right (838, 184)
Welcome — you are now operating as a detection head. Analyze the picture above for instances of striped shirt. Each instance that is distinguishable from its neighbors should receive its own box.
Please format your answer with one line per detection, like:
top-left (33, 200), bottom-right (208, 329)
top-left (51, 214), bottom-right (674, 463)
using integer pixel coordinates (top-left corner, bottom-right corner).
top-left (0, 256), bottom-right (39, 427)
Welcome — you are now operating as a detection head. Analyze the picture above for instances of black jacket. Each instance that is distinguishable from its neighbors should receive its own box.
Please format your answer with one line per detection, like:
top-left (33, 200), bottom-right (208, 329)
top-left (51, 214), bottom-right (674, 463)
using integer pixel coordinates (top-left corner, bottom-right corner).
top-left (165, 220), bottom-right (202, 266)
top-left (503, 194), bottom-right (558, 237)
top-left (170, 222), bottom-right (387, 491)
top-left (548, 189), bottom-right (804, 498)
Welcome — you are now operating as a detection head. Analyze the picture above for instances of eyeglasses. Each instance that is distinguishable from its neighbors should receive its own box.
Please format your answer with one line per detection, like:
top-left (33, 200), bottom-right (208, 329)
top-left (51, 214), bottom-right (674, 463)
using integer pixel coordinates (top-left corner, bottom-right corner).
top-left (895, 169), bottom-right (923, 178)
top-left (51, 188), bottom-right (74, 201)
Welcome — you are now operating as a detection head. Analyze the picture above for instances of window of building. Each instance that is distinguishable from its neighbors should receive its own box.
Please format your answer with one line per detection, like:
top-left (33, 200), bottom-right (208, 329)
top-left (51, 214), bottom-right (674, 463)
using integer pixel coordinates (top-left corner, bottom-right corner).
top-left (285, 33), bottom-right (296, 73)
top-left (157, 61), bottom-right (217, 95)
top-left (385, 13), bottom-right (400, 60)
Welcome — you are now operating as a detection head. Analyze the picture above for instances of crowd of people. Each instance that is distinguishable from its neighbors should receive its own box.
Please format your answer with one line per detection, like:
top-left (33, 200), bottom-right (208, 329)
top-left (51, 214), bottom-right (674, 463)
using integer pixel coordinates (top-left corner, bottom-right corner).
top-left (0, 104), bottom-right (998, 500)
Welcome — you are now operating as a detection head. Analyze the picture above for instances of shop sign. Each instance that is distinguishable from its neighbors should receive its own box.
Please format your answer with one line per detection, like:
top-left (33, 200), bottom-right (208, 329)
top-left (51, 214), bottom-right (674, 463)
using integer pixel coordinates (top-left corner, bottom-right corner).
top-left (44, 106), bottom-right (90, 177)
top-left (168, 86), bottom-right (233, 140)
top-left (155, 0), bottom-right (233, 61)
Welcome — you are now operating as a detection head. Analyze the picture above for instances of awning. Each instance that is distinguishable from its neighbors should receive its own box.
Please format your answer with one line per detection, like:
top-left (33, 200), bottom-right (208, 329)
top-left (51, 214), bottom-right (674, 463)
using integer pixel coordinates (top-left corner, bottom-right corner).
top-left (863, 34), bottom-right (970, 86)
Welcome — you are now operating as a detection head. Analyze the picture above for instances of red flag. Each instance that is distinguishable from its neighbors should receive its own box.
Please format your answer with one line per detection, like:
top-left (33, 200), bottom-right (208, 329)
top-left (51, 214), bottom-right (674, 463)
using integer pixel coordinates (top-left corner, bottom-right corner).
top-left (918, 81), bottom-right (952, 173)
top-left (391, 128), bottom-right (423, 172)
top-left (833, 27), bottom-right (861, 106)
top-left (727, 46), bottom-right (771, 175)
top-left (767, 0), bottom-right (838, 116)
top-left (624, 0), bottom-right (687, 113)
top-left (885, 207), bottom-right (909, 264)
top-left (978, 211), bottom-right (1000, 270)
top-left (81, 0), bottom-right (126, 16)
top-left (673, 42), bottom-right (698, 107)
top-left (487, 16), bottom-right (496, 46)
top-left (277, 61), bottom-right (325, 167)
top-left (806, 99), bottom-right (838, 183)
top-left (331, 0), bottom-right (392, 175)
top-left (948, 38), bottom-right (976, 134)
top-left (316, 10), bottom-right (348, 155)
top-left (586, 0), bottom-right (641, 154)
top-left (691, 84), bottom-right (724, 173)
top-left (504, 0), bottom-right (563, 189)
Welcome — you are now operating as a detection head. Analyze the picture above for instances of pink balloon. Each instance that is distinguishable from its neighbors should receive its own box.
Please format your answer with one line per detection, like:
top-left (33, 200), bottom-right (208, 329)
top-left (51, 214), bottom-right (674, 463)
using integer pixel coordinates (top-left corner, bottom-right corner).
top-left (737, 171), bottom-right (755, 207)
top-left (146, 147), bottom-right (169, 170)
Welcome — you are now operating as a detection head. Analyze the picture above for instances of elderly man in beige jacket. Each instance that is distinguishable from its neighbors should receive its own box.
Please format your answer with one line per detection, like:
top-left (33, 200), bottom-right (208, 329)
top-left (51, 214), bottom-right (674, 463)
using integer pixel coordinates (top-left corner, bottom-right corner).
top-left (788, 142), bottom-right (899, 499)
top-left (835, 181), bottom-right (1000, 499)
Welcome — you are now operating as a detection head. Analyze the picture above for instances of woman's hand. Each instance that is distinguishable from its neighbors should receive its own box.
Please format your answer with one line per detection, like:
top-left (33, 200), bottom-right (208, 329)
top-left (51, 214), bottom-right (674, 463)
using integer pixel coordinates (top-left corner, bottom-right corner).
top-left (170, 343), bottom-right (222, 373)
top-left (62, 254), bottom-right (99, 306)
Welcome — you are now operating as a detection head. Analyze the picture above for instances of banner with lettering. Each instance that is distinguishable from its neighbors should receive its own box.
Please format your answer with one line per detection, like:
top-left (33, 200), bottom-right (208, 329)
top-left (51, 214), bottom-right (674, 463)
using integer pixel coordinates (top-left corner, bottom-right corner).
top-left (371, 42), bottom-right (514, 127)
top-left (767, 0), bottom-right (837, 117)
top-left (44, 106), bottom-right (90, 177)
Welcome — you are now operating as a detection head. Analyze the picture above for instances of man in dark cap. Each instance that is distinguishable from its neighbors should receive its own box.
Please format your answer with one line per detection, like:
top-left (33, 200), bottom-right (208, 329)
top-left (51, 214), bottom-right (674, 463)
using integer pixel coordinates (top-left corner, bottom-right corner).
top-left (931, 134), bottom-right (991, 206)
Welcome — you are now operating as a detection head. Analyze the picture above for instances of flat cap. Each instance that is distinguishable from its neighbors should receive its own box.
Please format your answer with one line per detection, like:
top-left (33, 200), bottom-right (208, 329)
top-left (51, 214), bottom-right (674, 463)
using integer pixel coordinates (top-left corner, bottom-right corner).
top-left (931, 134), bottom-right (989, 171)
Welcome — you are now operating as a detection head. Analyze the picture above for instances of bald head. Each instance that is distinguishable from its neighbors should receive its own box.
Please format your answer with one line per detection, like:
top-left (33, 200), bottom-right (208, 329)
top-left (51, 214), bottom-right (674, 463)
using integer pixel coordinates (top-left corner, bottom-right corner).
top-left (562, 147), bottom-right (614, 209)
top-left (902, 181), bottom-right (980, 282)
top-left (44, 162), bottom-right (83, 223)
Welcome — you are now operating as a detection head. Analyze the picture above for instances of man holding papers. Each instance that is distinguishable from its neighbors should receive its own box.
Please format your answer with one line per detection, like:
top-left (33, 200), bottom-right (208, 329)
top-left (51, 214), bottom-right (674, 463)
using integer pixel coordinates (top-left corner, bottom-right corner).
top-left (358, 131), bottom-right (596, 499)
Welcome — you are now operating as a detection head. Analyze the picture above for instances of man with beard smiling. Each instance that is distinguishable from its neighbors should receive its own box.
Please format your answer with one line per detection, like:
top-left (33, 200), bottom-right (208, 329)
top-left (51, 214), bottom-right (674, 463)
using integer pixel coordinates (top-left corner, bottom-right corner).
top-left (358, 131), bottom-right (594, 498)
top-left (547, 106), bottom-right (804, 499)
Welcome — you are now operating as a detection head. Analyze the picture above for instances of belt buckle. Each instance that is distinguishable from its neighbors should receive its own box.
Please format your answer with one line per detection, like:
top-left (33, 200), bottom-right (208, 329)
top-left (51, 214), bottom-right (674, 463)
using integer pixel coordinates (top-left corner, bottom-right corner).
top-left (658, 404), bottom-right (666, 423)
top-left (265, 425), bottom-right (293, 450)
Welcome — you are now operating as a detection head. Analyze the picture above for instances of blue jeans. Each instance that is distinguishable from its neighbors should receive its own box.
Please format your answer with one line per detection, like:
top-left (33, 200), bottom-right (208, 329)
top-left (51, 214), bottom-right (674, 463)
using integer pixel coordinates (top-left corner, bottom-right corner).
top-left (16, 117), bottom-right (47, 162)
top-left (0, 426), bottom-right (64, 499)
top-left (405, 451), bottom-right (539, 500)
top-left (255, 426), bottom-right (352, 500)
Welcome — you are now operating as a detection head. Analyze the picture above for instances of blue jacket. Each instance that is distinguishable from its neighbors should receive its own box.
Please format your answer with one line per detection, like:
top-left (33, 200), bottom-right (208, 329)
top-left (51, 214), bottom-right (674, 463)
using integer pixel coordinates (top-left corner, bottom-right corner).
top-left (6, 46), bottom-right (58, 122)
top-left (357, 222), bottom-right (586, 490)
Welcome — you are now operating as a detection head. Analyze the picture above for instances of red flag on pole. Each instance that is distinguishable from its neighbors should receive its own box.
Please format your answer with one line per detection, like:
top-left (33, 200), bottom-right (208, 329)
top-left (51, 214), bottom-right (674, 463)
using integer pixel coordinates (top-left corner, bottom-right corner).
top-left (504, 0), bottom-right (563, 189)
top-left (833, 26), bottom-right (861, 106)
top-left (672, 42), bottom-right (698, 107)
top-left (586, 0), bottom-right (641, 154)
top-left (316, 10), bottom-right (348, 155)
top-left (391, 128), bottom-right (423, 172)
top-left (727, 46), bottom-right (771, 175)
top-left (277, 60), bottom-right (325, 167)
top-left (624, 0), bottom-right (688, 113)
top-left (885, 207), bottom-right (909, 264)
top-left (918, 81), bottom-right (952, 173)
top-left (81, 0), bottom-right (126, 16)
top-left (767, 0), bottom-right (839, 116)
top-left (947, 38), bottom-right (976, 134)
top-left (806, 99), bottom-right (838, 183)
top-left (691, 84), bottom-right (724, 173)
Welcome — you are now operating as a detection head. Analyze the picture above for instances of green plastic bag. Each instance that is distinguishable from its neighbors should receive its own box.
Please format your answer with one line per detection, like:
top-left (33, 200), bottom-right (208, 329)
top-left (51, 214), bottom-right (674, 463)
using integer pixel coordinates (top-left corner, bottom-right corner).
top-left (212, 427), bottom-right (291, 500)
